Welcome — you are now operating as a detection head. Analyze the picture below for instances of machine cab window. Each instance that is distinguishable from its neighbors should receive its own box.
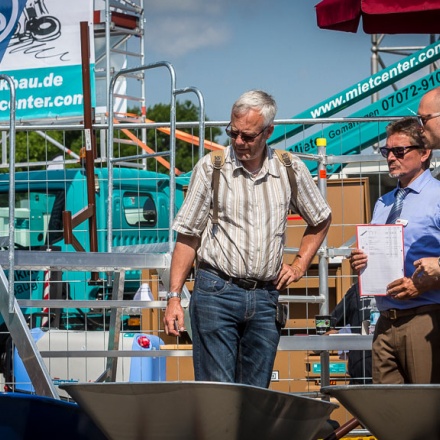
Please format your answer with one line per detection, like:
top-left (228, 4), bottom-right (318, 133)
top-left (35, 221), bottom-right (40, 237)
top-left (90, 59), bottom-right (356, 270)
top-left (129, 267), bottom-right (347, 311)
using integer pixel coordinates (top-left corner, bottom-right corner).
top-left (122, 192), bottom-right (157, 227)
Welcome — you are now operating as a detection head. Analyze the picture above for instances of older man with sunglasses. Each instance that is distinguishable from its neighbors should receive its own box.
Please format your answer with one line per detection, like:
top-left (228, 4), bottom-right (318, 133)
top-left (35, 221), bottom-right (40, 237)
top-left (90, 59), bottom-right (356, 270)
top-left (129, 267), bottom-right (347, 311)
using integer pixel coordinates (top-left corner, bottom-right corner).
top-left (350, 117), bottom-right (440, 384)
top-left (163, 90), bottom-right (331, 388)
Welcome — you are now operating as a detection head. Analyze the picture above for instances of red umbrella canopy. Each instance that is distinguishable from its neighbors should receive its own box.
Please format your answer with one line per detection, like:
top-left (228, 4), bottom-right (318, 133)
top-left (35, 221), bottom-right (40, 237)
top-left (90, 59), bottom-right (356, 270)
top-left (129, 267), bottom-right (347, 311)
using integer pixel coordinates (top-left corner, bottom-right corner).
top-left (316, 0), bottom-right (440, 34)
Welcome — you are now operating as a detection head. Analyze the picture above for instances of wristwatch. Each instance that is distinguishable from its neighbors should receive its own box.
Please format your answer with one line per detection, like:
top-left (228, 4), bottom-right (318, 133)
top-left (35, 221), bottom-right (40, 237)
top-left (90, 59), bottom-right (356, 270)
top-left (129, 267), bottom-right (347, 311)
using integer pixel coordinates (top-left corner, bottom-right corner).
top-left (166, 292), bottom-right (182, 303)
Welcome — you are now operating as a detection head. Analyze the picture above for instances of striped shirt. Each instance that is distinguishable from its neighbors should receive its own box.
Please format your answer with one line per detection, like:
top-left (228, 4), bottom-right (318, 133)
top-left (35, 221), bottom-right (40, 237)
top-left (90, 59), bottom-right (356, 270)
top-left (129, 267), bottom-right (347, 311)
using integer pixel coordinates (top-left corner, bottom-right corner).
top-left (173, 146), bottom-right (331, 281)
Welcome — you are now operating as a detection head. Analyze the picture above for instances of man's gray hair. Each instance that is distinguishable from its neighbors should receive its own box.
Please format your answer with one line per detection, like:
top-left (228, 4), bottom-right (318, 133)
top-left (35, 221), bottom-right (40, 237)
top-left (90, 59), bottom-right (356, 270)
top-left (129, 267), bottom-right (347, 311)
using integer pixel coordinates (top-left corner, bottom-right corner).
top-left (232, 90), bottom-right (277, 126)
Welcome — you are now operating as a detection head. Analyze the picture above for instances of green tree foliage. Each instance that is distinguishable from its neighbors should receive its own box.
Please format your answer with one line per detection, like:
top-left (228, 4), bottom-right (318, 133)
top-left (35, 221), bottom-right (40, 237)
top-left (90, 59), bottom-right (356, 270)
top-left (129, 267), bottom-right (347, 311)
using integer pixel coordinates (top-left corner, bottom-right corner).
top-left (122, 100), bottom-right (222, 173)
top-left (13, 130), bottom-right (84, 171)
top-left (12, 100), bottom-right (221, 174)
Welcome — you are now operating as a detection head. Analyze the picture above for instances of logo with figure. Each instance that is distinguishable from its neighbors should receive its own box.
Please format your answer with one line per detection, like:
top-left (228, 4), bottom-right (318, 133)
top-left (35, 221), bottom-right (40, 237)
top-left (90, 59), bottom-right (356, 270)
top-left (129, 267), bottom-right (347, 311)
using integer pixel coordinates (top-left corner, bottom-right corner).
top-left (0, 0), bottom-right (27, 48)
top-left (10, 0), bottom-right (61, 45)
top-left (0, 0), bottom-right (89, 121)
top-left (1, 0), bottom-right (68, 64)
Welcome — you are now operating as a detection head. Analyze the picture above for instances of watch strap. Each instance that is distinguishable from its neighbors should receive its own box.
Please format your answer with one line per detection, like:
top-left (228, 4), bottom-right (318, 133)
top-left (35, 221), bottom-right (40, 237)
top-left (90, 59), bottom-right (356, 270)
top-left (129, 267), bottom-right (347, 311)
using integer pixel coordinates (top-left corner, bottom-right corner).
top-left (166, 292), bottom-right (182, 302)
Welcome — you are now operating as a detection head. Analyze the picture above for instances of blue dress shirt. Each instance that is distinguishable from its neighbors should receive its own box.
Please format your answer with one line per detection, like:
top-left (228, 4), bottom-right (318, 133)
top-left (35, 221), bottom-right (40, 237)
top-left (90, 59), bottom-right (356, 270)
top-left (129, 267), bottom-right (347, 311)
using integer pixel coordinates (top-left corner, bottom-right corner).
top-left (370, 170), bottom-right (440, 310)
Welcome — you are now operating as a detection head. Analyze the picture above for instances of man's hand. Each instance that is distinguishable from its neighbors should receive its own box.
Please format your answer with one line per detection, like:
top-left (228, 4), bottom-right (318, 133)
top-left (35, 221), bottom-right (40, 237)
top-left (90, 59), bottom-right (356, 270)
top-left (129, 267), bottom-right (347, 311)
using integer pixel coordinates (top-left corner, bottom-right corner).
top-left (326, 329), bottom-right (339, 335)
top-left (413, 257), bottom-right (440, 279)
top-left (349, 249), bottom-right (368, 274)
top-left (163, 233), bottom-right (198, 336)
top-left (275, 262), bottom-right (304, 290)
top-left (163, 298), bottom-right (185, 336)
top-left (387, 277), bottom-right (429, 300)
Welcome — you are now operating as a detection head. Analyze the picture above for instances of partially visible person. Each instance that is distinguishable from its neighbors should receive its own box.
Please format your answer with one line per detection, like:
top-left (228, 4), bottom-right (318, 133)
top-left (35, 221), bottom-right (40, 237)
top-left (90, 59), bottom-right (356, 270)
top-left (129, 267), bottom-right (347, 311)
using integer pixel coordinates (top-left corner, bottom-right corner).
top-left (417, 86), bottom-right (440, 149)
top-left (412, 88), bottom-right (440, 288)
top-left (350, 117), bottom-right (440, 384)
top-left (163, 90), bottom-right (331, 388)
top-left (330, 282), bottom-right (372, 384)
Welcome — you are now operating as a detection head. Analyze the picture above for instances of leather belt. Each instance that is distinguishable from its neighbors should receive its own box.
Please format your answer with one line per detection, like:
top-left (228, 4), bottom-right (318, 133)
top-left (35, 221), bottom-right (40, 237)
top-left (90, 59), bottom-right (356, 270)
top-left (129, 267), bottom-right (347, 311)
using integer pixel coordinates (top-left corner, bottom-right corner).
top-left (198, 262), bottom-right (272, 290)
top-left (380, 304), bottom-right (440, 321)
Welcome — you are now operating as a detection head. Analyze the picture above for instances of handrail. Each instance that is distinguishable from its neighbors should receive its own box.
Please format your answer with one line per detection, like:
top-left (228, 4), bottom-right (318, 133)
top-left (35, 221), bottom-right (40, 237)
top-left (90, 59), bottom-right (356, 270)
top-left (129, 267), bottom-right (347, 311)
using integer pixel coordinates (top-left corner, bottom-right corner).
top-left (108, 61), bottom-right (178, 255)
top-left (0, 74), bottom-right (16, 313)
top-left (0, 74), bottom-right (59, 399)
top-left (174, 86), bottom-right (206, 160)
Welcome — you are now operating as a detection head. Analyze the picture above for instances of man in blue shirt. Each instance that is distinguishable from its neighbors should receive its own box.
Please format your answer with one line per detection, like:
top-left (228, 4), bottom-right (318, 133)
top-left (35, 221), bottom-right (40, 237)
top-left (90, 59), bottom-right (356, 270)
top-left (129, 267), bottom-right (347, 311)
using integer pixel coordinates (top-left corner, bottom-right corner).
top-left (350, 117), bottom-right (440, 384)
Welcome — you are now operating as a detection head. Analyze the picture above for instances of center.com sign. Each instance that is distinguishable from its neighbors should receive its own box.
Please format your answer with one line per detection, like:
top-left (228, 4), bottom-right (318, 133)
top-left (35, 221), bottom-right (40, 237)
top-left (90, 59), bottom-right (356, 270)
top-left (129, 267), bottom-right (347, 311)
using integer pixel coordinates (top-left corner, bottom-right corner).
top-left (0, 0), bottom-right (95, 121)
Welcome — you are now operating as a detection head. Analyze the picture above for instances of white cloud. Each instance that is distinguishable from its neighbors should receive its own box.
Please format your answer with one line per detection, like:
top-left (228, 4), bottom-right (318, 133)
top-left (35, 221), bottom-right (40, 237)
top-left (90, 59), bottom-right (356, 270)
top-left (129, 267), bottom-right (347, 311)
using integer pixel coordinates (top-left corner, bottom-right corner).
top-left (142, 0), bottom-right (267, 57)
top-left (146, 16), bottom-right (230, 57)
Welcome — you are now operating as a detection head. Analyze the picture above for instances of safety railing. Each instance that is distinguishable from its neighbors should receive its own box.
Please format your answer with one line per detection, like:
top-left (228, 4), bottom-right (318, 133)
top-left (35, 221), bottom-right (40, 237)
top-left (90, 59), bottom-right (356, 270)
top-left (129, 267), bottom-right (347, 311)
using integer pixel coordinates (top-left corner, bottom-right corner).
top-left (0, 102), bottom-right (439, 403)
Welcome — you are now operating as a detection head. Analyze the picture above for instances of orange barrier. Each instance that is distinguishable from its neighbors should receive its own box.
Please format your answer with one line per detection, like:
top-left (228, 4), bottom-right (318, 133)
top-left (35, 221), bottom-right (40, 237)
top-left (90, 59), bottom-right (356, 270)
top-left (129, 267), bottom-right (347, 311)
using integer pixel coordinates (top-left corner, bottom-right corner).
top-left (145, 119), bottom-right (225, 152)
top-left (113, 118), bottom-right (181, 174)
top-left (112, 115), bottom-right (225, 174)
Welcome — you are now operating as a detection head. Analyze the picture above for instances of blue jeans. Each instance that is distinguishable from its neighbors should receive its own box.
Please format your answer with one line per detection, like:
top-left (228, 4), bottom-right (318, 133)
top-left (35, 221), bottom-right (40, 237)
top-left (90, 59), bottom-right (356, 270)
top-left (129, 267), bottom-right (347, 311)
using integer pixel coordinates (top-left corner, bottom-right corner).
top-left (189, 267), bottom-right (281, 388)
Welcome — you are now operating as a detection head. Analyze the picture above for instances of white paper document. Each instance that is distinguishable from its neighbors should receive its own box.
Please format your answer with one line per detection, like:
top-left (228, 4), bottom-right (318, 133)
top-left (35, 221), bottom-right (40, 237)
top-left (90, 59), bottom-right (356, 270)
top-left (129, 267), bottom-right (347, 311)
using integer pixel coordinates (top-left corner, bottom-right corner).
top-left (356, 224), bottom-right (405, 296)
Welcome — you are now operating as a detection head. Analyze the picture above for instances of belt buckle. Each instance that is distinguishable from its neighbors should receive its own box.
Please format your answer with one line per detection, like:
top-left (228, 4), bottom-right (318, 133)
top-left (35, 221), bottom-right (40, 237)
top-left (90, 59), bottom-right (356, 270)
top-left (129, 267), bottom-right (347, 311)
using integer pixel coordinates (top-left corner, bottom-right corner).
top-left (248, 279), bottom-right (258, 290)
top-left (237, 278), bottom-right (258, 290)
top-left (389, 309), bottom-right (398, 320)
top-left (244, 279), bottom-right (258, 290)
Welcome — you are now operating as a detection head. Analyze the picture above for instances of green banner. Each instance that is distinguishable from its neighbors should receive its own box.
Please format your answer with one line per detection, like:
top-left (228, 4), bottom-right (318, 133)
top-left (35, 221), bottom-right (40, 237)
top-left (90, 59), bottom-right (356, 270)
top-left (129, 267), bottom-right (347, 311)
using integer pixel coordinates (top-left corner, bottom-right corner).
top-left (289, 70), bottom-right (440, 175)
top-left (269, 40), bottom-right (440, 145)
top-left (0, 64), bottom-right (95, 120)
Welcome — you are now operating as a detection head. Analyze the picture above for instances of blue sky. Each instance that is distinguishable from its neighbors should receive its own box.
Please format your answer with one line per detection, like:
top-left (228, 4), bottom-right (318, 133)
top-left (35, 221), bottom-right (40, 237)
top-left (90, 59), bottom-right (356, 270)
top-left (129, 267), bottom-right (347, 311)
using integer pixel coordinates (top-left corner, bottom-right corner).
top-left (141, 1), bottom-right (433, 126)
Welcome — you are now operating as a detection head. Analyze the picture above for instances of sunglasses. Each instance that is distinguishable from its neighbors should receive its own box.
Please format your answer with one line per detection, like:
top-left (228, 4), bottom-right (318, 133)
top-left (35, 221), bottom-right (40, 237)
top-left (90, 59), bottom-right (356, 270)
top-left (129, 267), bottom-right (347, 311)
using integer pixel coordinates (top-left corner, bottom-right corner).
top-left (379, 145), bottom-right (423, 159)
top-left (417, 112), bottom-right (440, 128)
top-left (225, 123), bottom-right (268, 143)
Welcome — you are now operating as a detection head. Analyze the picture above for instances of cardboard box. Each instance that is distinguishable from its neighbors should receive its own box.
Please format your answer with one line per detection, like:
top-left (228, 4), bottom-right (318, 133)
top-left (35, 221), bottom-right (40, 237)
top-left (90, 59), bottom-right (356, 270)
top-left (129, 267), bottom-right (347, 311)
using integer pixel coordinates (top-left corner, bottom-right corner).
top-left (161, 344), bottom-right (194, 381)
top-left (270, 350), bottom-right (308, 393)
